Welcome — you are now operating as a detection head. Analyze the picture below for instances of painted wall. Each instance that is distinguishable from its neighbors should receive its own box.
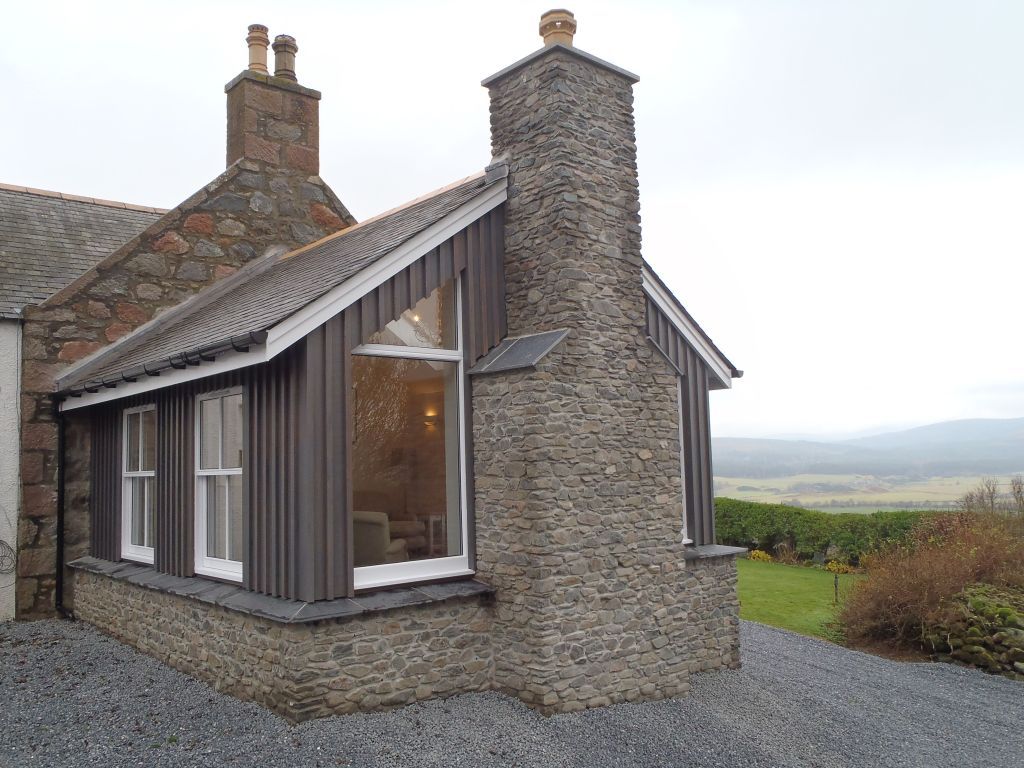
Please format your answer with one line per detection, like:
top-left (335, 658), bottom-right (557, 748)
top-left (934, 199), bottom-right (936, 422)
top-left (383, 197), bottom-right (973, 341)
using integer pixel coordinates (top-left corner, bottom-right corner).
top-left (0, 320), bottom-right (21, 620)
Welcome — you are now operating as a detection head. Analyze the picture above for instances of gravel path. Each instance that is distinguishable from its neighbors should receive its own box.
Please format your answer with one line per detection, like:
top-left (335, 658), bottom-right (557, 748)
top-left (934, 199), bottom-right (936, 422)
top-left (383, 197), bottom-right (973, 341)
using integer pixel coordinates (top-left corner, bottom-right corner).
top-left (1, 619), bottom-right (1020, 767)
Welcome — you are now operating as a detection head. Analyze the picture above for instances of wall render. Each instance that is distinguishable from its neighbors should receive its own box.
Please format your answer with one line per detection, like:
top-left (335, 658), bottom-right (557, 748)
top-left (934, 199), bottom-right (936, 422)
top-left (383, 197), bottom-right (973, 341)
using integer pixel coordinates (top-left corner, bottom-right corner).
top-left (0, 320), bottom-right (20, 619)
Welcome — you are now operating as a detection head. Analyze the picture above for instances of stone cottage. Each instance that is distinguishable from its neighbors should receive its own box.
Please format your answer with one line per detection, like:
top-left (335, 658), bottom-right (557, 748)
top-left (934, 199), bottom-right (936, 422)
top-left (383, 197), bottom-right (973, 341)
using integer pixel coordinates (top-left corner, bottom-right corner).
top-left (15, 11), bottom-right (745, 718)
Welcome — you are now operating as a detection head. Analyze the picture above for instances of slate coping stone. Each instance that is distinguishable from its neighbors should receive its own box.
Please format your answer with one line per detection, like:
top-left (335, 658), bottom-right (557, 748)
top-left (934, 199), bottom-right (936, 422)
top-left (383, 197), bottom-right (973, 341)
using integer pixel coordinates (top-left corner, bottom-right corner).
top-left (682, 544), bottom-right (748, 561)
top-left (69, 556), bottom-right (495, 625)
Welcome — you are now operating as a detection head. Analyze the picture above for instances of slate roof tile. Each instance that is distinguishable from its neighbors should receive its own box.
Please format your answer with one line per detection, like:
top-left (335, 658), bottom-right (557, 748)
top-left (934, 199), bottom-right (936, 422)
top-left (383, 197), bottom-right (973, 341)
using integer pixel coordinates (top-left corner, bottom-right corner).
top-left (0, 186), bottom-right (163, 317)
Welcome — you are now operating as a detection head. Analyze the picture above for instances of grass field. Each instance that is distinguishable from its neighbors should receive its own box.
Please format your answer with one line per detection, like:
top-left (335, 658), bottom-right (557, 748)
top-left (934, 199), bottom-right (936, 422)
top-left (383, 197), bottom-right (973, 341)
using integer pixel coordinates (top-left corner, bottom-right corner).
top-left (737, 558), bottom-right (860, 641)
top-left (715, 473), bottom-right (1022, 513)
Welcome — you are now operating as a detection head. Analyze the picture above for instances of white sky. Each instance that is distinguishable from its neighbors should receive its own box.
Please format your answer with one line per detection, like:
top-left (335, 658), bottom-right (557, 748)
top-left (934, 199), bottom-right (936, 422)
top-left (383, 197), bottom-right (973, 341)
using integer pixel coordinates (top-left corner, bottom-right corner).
top-left (3, 1), bottom-right (1022, 438)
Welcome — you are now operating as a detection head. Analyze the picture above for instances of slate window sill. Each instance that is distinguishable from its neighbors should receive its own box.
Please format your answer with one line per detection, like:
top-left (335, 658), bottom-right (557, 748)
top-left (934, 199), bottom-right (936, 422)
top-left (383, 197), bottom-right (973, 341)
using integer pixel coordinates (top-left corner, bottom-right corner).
top-left (682, 544), bottom-right (748, 561)
top-left (68, 556), bottom-right (495, 625)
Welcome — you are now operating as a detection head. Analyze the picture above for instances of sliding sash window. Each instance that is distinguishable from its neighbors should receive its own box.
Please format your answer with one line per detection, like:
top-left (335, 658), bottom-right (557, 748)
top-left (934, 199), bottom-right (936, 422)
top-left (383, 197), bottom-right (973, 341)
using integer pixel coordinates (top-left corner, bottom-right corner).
top-left (121, 405), bottom-right (156, 563)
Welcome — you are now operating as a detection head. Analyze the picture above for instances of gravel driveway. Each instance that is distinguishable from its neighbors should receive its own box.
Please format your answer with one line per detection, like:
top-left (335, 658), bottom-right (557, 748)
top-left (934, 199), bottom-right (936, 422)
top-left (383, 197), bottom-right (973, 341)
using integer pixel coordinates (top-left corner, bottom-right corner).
top-left (1, 618), bottom-right (1020, 767)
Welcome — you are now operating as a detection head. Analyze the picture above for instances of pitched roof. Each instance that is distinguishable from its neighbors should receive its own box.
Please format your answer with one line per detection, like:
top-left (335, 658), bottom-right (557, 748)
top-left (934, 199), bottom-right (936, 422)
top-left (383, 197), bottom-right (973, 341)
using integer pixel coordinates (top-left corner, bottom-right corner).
top-left (59, 171), bottom-right (504, 395)
top-left (0, 184), bottom-right (165, 318)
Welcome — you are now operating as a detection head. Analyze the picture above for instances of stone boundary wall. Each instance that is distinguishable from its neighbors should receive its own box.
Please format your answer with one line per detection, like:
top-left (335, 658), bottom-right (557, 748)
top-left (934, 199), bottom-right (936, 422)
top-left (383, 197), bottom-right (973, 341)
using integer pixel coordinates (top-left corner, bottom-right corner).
top-left (72, 569), bottom-right (495, 721)
top-left (72, 555), bottom-right (739, 720)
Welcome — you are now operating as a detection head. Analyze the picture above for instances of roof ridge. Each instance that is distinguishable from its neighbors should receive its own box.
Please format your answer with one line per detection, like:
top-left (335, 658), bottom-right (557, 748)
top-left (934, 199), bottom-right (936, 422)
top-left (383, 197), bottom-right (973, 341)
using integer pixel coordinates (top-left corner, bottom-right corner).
top-left (0, 182), bottom-right (168, 214)
top-left (281, 169), bottom-right (487, 261)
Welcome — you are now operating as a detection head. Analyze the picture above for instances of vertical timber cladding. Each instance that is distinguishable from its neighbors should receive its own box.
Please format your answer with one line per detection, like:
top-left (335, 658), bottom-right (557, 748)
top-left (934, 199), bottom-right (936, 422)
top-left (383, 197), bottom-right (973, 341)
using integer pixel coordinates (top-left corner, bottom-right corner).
top-left (645, 295), bottom-right (716, 545)
top-left (89, 403), bottom-right (121, 562)
top-left (86, 204), bottom-right (506, 600)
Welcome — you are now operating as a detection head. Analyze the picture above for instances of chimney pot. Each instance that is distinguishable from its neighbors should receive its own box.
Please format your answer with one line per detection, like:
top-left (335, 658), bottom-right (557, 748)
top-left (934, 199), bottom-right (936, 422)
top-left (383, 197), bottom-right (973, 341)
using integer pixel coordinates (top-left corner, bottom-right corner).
top-left (539, 9), bottom-right (576, 47)
top-left (272, 34), bottom-right (299, 81)
top-left (246, 24), bottom-right (270, 73)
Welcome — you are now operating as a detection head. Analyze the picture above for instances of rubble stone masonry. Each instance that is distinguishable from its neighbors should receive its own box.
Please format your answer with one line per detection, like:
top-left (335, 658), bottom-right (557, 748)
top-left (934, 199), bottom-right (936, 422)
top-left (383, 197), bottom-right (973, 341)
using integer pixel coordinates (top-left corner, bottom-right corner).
top-left (471, 47), bottom-right (740, 713)
top-left (69, 553), bottom-right (733, 720)
top-left (72, 568), bottom-right (494, 721)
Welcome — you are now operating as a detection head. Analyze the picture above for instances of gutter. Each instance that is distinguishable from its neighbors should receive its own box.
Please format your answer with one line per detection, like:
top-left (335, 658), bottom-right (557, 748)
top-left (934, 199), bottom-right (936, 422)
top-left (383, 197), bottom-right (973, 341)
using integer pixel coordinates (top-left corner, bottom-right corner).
top-left (61, 330), bottom-right (268, 399)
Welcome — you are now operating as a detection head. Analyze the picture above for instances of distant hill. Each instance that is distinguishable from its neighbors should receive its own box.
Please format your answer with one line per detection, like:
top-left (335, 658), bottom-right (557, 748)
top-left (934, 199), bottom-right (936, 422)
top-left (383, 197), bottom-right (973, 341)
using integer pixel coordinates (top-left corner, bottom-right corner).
top-left (713, 418), bottom-right (1024, 478)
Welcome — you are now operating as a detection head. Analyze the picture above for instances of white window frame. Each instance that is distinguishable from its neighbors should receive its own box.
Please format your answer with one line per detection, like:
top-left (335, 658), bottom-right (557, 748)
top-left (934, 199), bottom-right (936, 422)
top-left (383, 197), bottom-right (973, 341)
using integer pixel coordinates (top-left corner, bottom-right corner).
top-left (350, 276), bottom-right (472, 590)
top-left (678, 377), bottom-right (694, 545)
top-left (194, 387), bottom-right (244, 582)
top-left (121, 404), bottom-right (156, 564)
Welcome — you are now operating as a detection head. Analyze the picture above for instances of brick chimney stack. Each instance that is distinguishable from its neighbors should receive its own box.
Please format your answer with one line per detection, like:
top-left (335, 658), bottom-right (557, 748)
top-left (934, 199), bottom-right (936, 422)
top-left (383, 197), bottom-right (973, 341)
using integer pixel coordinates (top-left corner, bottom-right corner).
top-left (225, 25), bottom-right (320, 174)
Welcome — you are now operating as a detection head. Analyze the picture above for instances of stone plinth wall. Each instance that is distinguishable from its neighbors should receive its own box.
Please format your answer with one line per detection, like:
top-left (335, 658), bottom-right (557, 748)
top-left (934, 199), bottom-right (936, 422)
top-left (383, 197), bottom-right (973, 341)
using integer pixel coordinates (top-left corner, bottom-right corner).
top-left (72, 569), bottom-right (495, 721)
top-left (682, 556), bottom-right (742, 674)
top-left (72, 556), bottom-right (739, 719)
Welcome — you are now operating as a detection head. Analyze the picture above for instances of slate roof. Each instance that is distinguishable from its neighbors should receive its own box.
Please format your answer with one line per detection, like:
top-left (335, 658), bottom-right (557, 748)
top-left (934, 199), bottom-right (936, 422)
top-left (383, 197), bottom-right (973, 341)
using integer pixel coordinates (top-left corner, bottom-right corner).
top-left (60, 172), bottom-right (500, 394)
top-left (0, 184), bottom-right (165, 318)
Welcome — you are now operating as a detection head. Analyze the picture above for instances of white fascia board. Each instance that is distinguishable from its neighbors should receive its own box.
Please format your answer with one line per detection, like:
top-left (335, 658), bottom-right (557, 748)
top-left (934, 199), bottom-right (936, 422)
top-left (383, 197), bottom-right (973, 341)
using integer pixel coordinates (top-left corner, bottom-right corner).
top-left (59, 349), bottom-right (267, 411)
top-left (641, 265), bottom-right (733, 389)
top-left (264, 182), bottom-right (508, 359)
top-left (60, 182), bottom-right (508, 412)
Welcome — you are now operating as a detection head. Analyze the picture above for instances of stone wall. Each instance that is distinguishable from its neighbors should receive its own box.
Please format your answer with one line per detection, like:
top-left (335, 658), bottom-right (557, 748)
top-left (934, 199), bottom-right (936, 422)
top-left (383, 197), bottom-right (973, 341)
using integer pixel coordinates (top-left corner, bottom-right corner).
top-left (471, 46), bottom-right (725, 713)
top-left (71, 557), bottom-right (736, 719)
top-left (682, 555), bottom-right (742, 674)
top-left (72, 568), bottom-right (495, 721)
top-left (17, 156), bottom-right (355, 618)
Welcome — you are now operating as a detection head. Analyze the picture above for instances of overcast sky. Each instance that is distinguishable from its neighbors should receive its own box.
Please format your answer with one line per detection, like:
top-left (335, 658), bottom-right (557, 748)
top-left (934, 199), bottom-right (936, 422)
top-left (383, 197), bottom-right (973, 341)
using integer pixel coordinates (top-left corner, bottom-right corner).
top-left (3, 1), bottom-right (1022, 438)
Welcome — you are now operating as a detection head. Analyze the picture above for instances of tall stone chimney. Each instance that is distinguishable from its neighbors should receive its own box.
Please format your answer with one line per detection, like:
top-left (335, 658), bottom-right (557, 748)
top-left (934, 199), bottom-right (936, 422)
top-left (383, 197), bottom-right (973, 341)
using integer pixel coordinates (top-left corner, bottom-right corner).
top-left (225, 25), bottom-right (320, 174)
top-left (473, 12), bottom-right (702, 712)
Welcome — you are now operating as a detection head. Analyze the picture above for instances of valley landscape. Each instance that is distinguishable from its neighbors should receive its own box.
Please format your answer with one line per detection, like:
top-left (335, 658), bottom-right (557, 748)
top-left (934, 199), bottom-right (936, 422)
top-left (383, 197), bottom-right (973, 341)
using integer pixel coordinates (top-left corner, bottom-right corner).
top-left (713, 417), bottom-right (1024, 512)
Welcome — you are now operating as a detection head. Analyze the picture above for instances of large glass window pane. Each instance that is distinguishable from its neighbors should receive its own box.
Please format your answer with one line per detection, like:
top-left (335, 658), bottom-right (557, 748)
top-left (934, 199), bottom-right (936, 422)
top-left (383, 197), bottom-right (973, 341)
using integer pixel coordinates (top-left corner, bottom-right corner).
top-left (228, 474), bottom-right (243, 562)
top-left (130, 477), bottom-right (146, 547)
top-left (144, 477), bottom-right (155, 549)
top-left (366, 280), bottom-right (457, 349)
top-left (141, 409), bottom-right (156, 472)
top-left (221, 394), bottom-right (243, 470)
top-left (351, 355), bottom-right (461, 568)
top-left (206, 475), bottom-right (227, 560)
top-left (126, 412), bottom-right (140, 472)
top-left (199, 397), bottom-right (220, 470)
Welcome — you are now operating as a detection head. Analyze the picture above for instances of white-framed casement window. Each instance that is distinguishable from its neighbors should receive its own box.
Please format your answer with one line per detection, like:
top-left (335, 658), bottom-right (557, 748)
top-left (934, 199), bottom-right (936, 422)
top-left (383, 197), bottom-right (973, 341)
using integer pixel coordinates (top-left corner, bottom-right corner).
top-left (122, 405), bottom-right (156, 564)
top-left (350, 277), bottom-right (471, 590)
top-left (194, 387), bottom-right (244, 581)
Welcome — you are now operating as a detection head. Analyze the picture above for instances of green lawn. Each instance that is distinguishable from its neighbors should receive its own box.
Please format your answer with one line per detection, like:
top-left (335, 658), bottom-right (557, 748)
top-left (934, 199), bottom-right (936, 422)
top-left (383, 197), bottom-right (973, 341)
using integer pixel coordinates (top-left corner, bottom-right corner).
top-left (737, 558), bottom-right (859, 642)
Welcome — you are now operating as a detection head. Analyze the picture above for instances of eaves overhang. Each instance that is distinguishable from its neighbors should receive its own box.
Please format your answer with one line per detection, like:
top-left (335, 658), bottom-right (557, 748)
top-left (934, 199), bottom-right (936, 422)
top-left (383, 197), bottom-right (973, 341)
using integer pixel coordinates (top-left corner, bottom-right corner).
top-left (641, 263), bottom-right (742, 390)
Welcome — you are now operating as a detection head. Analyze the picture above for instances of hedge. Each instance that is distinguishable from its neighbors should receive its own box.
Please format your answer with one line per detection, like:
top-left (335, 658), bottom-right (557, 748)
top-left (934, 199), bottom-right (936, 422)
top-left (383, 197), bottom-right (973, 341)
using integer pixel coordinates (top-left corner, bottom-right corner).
top-left (714, 498), bottom-right (938, 563)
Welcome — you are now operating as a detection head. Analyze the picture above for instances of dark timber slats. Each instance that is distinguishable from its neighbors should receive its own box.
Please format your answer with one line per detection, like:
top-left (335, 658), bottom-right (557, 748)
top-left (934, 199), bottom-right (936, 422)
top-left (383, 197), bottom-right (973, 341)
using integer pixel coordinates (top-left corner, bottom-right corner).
top-left (154, 383), bottom-right (195, 575)
top-left (646, 295), bottom-right (717, 545)
top-left (89, 404), bottom-right (121, 561)
top-left (86, 202), bottom-right (507, 600)
top-left (646, 294), bottom-right (690, 377)
top-left (679, 344), bottom-right (715, 546)
top-left (298, 315), bottom-right (350, 601)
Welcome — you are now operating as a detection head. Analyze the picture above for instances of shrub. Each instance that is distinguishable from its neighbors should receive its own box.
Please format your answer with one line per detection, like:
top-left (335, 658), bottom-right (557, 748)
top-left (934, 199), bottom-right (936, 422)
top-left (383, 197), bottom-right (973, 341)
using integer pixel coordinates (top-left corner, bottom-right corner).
top-left (839, 512), bottom-right (1024, 648)
top-left (714, 498), bottom-right (935, 564)
top-left (826, 560), bottom-right (857, 574)
top-left (748, 549), bottom-right (773, 562)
